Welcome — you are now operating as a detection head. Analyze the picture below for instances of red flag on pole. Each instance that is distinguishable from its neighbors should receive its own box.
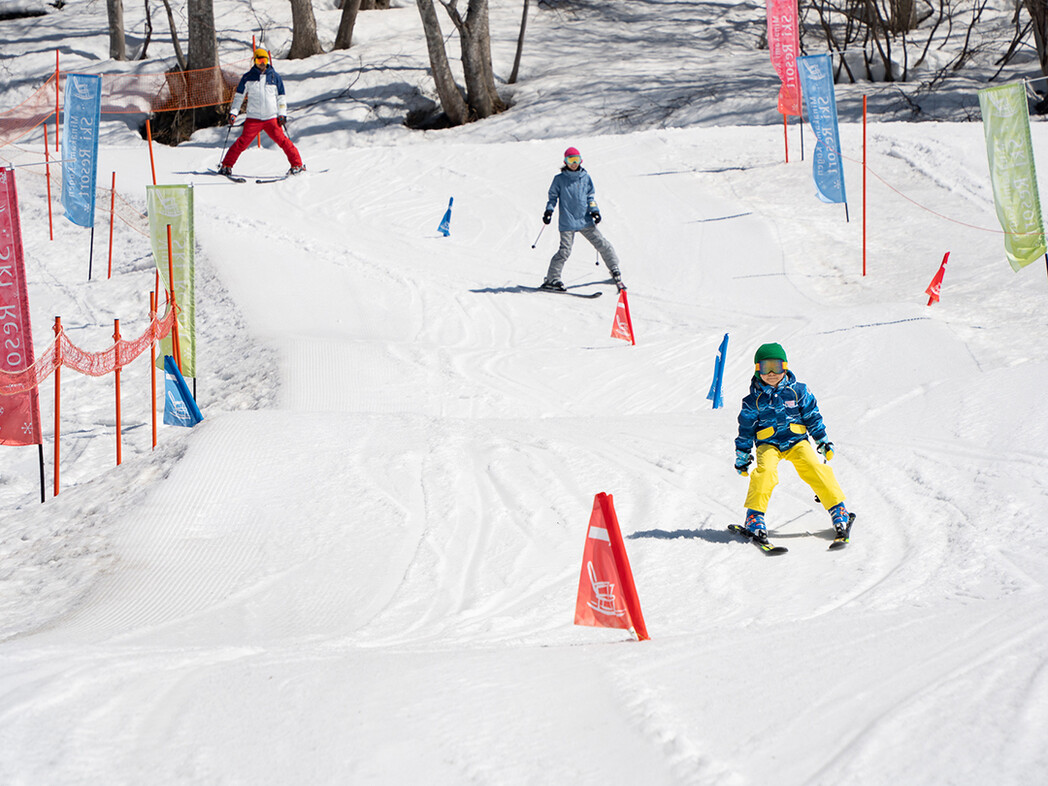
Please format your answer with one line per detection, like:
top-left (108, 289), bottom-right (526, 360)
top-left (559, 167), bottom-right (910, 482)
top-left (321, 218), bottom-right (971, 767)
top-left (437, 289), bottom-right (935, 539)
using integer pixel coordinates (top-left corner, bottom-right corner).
top-left (0, 167), bottom-right (43, 447)
top-left (610, 290), bottom-right (635, 345)
top-left (574, 493), bottom-right (649, 641)
top-left (925, 251), bottom-right (950, 305)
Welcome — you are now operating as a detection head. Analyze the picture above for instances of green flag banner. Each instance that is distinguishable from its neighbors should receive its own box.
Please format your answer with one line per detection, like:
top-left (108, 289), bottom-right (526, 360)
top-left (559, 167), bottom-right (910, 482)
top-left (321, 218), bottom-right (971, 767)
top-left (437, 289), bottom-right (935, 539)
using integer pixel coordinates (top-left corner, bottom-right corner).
top-left (147, 185), bottom-right (196, 376)
top-left (978, 83), bottom-right (1047, 272)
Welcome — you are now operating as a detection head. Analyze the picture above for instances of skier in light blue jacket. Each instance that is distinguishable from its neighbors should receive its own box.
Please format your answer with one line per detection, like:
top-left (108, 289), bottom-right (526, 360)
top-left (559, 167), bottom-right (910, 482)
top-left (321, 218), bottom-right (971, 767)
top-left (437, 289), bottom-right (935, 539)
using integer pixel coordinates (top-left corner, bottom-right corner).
top-left (540, 147), bottom-right (624, 291)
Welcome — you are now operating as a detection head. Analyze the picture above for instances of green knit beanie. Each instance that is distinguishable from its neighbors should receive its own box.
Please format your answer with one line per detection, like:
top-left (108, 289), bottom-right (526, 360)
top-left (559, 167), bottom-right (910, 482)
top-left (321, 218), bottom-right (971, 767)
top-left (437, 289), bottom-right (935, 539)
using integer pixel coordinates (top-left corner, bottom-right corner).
top-left (753, 343), bottom-right (788, 364)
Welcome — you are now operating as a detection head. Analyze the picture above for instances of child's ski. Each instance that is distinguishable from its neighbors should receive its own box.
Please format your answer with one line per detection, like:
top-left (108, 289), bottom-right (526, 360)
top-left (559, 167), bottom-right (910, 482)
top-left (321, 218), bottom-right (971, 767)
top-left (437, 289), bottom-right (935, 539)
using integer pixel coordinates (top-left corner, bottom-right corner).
top-left (828, 513), bottom-right (856, 551)
top-left (728, 524), bottom-right (788, 555)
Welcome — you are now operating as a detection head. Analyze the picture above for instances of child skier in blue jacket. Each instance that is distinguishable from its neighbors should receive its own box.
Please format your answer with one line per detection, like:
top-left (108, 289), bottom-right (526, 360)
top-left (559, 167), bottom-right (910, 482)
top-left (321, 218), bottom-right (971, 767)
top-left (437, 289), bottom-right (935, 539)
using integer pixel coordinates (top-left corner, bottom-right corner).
top-left (540, 147), bottom-right (624, 291)
top-left (734, 343), bottom-right (853, 544)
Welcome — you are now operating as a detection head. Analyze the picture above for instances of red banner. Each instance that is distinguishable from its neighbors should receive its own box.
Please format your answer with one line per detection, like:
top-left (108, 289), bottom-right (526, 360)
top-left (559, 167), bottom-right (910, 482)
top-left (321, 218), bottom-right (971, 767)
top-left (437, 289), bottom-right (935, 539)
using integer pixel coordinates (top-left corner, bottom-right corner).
top-left (767, 0), bottom-right (802, 116)
top-left (0, 167), bottom-right (42, 446)
top-left (574, 493), bottom-right (649, 640)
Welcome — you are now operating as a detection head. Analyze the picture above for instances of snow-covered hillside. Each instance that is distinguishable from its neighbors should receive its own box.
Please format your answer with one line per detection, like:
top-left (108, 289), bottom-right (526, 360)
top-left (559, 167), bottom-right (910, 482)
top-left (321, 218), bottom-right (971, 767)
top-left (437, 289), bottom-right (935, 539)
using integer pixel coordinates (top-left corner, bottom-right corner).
top-left (2, 2), bottom-right (1047, 784)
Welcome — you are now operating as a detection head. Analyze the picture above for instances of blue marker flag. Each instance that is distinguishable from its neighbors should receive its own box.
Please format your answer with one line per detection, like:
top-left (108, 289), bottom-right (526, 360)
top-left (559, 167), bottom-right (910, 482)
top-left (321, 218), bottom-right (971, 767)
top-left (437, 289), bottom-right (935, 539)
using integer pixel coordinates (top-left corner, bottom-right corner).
top-left (61, 73), bottom-right (102, 228)
top-left (797, 55), bottom-right (847, 205)
top-left (706, 333), bottom-right (729, 409)
top-left (438, 197), bottom-right (453, 236)
top-left (164, 355), bottom-right (203, 427)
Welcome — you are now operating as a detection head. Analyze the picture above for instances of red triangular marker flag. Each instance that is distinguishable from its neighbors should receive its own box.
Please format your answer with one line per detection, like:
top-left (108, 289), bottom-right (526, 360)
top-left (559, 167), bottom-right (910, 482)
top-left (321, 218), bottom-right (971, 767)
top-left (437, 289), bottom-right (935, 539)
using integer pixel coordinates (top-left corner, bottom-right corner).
top-left (610, 290), bottom-right (635, 345)
top-left (925, 252), bottom-right (949, 305)
top-left (574, 493), bottom-right (649, 640)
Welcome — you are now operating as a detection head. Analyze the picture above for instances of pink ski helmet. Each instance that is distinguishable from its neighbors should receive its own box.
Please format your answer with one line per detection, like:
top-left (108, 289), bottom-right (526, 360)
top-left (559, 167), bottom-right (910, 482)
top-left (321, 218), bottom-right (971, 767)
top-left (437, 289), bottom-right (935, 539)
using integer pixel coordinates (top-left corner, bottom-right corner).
top-left (563, 147), bottom-right (582, 164)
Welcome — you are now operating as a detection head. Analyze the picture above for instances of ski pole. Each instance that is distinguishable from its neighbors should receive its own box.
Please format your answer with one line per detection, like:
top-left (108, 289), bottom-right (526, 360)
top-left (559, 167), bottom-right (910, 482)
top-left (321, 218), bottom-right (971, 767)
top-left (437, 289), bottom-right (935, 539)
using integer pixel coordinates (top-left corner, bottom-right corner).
top-left (219, 122), bottom-right (233, 163)
top-left (531, 224), bottom-right (546, 249)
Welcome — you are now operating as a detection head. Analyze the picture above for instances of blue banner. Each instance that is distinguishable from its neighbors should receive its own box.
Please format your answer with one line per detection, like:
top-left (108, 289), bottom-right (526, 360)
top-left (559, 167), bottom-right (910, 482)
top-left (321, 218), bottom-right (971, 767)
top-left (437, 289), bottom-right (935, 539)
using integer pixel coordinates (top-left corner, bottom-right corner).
top-left (61, 73), bottom-right (102, 228)
top-left (706, 333), bottom-right (729, 409)
top-left (438, 196), bottom-right (453, 236)
top-left (797, 55), bottom-right (846, 204)
top-left (164, 356), bottom-right (203, 427)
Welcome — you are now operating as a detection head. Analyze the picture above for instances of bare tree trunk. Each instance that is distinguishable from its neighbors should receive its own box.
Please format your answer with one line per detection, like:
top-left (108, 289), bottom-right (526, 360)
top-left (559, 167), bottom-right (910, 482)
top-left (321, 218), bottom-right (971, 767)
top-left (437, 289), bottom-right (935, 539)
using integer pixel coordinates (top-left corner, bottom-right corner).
top-left (1027, 0), bottom-right (1048, 77)
top-left (508, 0), bottom-right (529, 84)
top-left (361, 0), bottom-right (391, 8)
top-left (106, 0), bottom-right (128, 60)
top-left (416, 0), bottom-right (470, 125)
top-left (289, 0), bottom-right (325, 59)
top-left (187, 0), bottom-right (218, 69)
top-left (159, 0), bottom-right (187, 71)
top-left (439, 0), bottom-right (504, 119)
top-left (333, 0), bottom-right (363, 50)
top-left (138, 0), bottom-right (153, 60)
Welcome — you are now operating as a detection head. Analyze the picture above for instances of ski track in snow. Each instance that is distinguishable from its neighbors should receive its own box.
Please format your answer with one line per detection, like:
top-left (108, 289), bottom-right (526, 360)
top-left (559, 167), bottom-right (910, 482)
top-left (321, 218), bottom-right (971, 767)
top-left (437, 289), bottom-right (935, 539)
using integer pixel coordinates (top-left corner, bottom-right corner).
top-left (3, 1), bottom-right (1048, 780)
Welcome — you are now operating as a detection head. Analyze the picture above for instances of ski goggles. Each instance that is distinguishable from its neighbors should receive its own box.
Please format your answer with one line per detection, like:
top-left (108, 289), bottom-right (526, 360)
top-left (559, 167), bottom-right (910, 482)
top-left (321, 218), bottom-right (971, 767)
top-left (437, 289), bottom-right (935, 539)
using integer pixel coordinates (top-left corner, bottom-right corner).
top-left (756, 359), bottom-right (787, 375)
top-left (255, 55), bottom-right (269, 63)
top-left (564, 155), bottom-right (581, 165)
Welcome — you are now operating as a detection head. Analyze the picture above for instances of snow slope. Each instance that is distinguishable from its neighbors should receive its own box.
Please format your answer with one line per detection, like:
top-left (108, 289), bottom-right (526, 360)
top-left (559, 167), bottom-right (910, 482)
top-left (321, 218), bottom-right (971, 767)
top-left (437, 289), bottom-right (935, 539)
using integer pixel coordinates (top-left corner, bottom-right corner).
top-left (2, 1), bottom-right (1048, 784)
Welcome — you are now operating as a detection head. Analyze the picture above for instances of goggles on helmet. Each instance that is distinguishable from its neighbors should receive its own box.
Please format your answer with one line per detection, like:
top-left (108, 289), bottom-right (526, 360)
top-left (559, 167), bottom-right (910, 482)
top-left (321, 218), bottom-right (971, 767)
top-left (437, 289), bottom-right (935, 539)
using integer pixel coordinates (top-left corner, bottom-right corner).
top-left (756, 359), bottom-right (787, 375)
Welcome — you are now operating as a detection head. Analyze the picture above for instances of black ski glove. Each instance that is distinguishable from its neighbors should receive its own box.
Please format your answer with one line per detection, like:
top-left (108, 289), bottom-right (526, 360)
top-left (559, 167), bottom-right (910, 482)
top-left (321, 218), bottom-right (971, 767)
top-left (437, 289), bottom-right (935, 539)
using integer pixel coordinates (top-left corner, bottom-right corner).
top-left (542, 210), bottom-right (552, 225)
top-left (277, 116), bottom-right (287, 127)
top-left (590, 211), bottom-right (601, 224)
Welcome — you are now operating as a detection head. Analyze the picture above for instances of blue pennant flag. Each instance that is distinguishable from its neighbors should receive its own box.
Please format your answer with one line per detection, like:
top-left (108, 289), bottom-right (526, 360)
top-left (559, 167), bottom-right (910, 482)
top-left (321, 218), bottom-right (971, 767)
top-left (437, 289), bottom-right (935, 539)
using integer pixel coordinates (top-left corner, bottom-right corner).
top-left (797, 54), bottom-right (847, 205)
top-left (706, 333), bottom-right (729, 409)
top-left (164, 355), bottom-right (203, 427)
top-left (438, 197), bottom-right (453, 236)
top-left (61, 73), bottom-right (102, 228)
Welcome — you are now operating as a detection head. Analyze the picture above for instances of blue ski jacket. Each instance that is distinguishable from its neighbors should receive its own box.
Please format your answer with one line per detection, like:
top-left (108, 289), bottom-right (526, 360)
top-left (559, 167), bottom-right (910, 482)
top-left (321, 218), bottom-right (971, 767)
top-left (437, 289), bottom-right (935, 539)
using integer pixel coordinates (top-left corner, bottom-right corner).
top-left (546, 167), bottom-right (599, 232)
top-left (230, 66), bottom-right (288, 121)
top-left (734, 370), bottom-right (829, 453)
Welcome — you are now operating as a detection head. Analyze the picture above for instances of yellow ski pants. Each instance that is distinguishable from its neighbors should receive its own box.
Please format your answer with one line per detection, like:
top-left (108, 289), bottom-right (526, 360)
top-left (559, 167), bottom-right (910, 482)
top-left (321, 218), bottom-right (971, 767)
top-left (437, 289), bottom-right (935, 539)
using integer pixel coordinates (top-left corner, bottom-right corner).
top-left (744, 440), bottom-right (845, 514)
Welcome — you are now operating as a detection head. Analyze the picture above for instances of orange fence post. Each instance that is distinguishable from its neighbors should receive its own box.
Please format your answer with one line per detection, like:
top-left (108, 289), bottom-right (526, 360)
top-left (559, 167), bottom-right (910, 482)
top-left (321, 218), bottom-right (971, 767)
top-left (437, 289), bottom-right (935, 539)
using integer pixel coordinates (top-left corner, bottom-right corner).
top-left (114, 319), bottom-right (123, 466)
top-left (166, 224), bottom-right (182, 371)
top-left (54, 50), bottom-right (59, 150)
top-left (146, 119), bottom-right (157, 185)
top-left (107, 172), bottom-right (116, 278)
top-left (150, 291), bottom-right (158, 449)
top-left (43, 124), bottom-right (54, 240)
top-left (53, 316), bottom-right (61, 496)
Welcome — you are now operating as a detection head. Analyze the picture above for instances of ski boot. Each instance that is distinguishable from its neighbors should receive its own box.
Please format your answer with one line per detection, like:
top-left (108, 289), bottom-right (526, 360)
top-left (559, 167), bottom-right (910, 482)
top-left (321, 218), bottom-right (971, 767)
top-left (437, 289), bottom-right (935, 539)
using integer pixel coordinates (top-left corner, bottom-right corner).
top-left (611, 270), bottom-right (626, 291)
top-left (745, 509), bottom-right (768, 544)
top-left (539, 279), bottom-right (566, 291)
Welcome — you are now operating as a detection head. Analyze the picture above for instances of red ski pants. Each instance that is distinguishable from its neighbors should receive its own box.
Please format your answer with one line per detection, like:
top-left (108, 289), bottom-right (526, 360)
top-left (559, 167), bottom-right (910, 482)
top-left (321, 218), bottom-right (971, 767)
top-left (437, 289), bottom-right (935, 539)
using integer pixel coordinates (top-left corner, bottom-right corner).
top-left (222, 118), bottom-right (302, 168)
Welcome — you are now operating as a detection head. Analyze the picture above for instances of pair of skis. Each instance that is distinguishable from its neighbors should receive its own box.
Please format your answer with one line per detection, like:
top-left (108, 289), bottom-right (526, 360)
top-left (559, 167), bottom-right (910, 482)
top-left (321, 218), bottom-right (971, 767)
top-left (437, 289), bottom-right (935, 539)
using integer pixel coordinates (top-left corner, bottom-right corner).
top-left (728, 513), bottom-right (855, 555)
top-left (523, 278), bottom-right (626, 299)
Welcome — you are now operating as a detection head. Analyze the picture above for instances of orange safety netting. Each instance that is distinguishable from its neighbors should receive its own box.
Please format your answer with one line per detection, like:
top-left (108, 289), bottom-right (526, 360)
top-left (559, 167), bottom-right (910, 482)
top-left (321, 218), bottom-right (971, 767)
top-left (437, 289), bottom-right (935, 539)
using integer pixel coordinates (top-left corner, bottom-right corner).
top-left (0, 59), bottom-right (250, 149)
top-left (0, 306), bottom-right (175, 397)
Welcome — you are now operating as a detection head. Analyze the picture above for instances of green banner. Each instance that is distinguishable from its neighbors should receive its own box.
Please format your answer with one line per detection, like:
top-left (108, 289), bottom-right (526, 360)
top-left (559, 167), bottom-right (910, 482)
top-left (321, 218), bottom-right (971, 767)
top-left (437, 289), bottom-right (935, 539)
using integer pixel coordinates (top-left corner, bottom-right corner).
top-left (147, 185), bottom-right (196, 376)
top-left (979, 83), bottom-right (1047, 272)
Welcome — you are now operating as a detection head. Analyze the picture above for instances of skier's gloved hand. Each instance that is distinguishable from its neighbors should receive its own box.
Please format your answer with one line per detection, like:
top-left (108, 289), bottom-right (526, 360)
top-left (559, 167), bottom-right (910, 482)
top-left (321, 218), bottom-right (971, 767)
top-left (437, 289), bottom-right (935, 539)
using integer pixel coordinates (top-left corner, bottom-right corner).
top-left (542, 210), bottom-right (552, 225)
top-left (590, 211), bottom-right (602, 224)
top-left (277, 116), bottom-right (287, 127)
top-left (817, 441), bottom-right (835, 461)
top-left (734, 449), bottom-right (752, 476)
top-left (227, 114), bottom-right (237, 126)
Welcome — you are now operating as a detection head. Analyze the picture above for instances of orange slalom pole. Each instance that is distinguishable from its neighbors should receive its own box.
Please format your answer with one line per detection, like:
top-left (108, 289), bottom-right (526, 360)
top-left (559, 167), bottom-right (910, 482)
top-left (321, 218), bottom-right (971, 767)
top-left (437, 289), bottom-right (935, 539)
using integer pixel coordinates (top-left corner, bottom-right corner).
top-left (150, 291), bottom-right (158, 449)
top-left (43, 124), bottom-right (54, 240)
top-left (55, 50), bottom-right (60, 150)
top-left (53, 316), bottom-right (62, 496)
top-left (114, 319), bottom-right (122, 465)
top-left (783, 113), bottom-right (789, 164)
top-left (862, 94), bottom-right (868, 277)
top-left (146, 119), bottom-right (157, 185)
top-left (166, 225), bottom-right (182, 372)
top-left (107, 172), bottom-right (116, 278)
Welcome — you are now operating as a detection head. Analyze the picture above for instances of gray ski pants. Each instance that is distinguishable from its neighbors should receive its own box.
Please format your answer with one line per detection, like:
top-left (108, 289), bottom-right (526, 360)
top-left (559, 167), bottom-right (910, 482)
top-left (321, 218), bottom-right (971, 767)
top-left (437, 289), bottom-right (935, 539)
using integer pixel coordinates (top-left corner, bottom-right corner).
top-left (545, 226), bottom-right (621, 283)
